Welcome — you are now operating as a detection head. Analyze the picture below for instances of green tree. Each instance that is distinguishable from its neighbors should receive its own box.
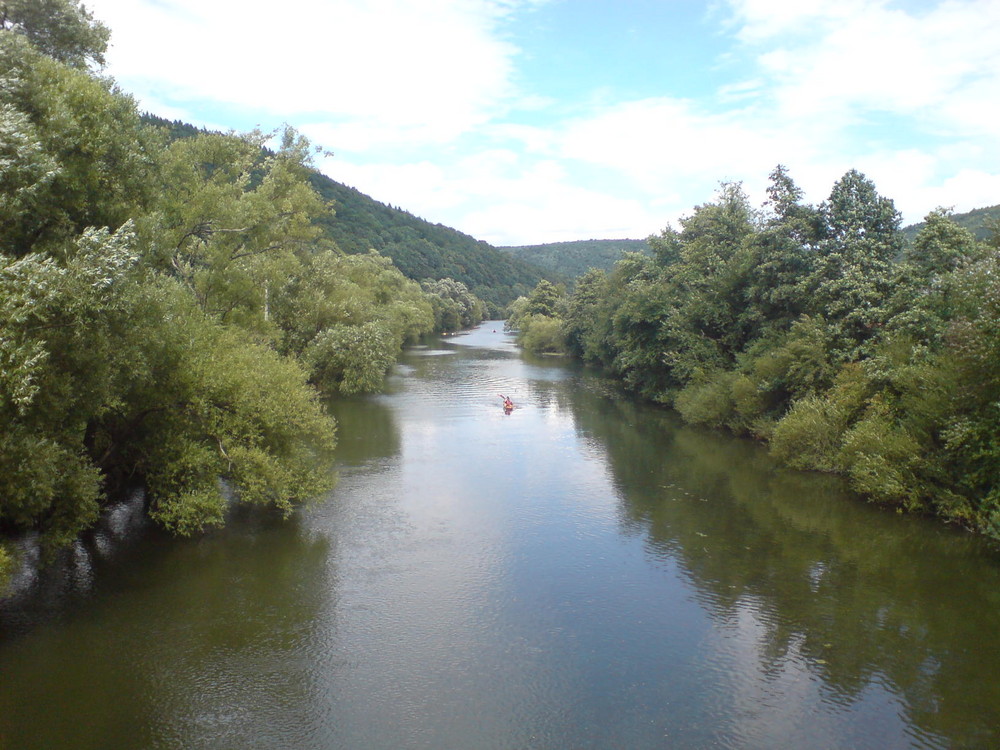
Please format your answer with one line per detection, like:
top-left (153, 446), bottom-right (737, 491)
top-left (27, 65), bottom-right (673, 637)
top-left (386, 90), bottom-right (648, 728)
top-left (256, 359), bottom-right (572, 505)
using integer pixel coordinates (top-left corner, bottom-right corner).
top-left (0, 34), bottom-right (155, 256)
top-left (889, 209), bottom-right (986, 345)
top-left (274, 250), bottom-right (434, 393)
top-left (524, 279), bottom-right (563, 317)
top-left (140, 128), bottom-right (327, 334)
top-left (421, 277), bottom-right (484, 332)
top-left (746, 166), bottom-right (824, 334)
top-left (563, 268), bottom-right (610, 359)
top-left (0, 0), bottom-right (109, 69)
top-left (808, 170), bottom-right (902, 354)
top-left (0, 226), bottom-right (136, 552)
top-left (655, 183), bottom-right (760, 385)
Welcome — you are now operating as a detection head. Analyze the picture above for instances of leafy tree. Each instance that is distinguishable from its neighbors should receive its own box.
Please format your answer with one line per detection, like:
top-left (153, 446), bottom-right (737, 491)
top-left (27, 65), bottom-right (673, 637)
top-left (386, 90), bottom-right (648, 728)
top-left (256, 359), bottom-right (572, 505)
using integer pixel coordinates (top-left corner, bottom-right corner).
top-left (0, 0), bottom-right (109, 69)
top-left (889, 209), bottom-right (986, 345)
top-left (905, 208), bottom-right (981, 281)
top-left (524, 279), bottom-right (563, 317)
top-left (933, 252), bottom-right (1000, 533)
top-left (652, 183), bottom-right (760, 384)
top-left (0, 226), bottom-right (136, 552)
top-left (0, 224), bottom-right (339, 551)
top-left (304, 322), bottom-right (400, 395)
top-left (562, 268), bottom-right (610, 358)
top-left (519, 315), bottom-right (566, 354)
top-left (421, 277), bottom-right (484, 332)
top-left (273, 250), bottom-right (435, 393)
top-left (808, 170), bottom-right (902, 354)
top-left (114, 286), bottom-right (338, 535)
top-left (140, 128), bottom-right (327, 334)
top-left (746, 166), bottom-right (824, 334)
top-left (0, 34), bottom-right (155, 255)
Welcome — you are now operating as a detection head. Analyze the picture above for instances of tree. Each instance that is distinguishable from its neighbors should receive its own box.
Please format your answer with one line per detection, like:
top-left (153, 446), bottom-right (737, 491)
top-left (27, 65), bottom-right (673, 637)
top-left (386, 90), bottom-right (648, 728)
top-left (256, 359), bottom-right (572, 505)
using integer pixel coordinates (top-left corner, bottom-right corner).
top-left (563, 268), bottom-right (610, 359)
top-left (658, 182), bottom-right (760, 379)
top-left (524, 279), bottom-right (563, 317)
top-left (273, 250), bottom-right (434, 393)
top-left (421, 277), bottom-right (485, 331)
top-left (746, 166), bottom-right (824, 333)
top-left (905, 208), bottom-right (982, 282)
top-left (808, 170), bottom-right (902, 354)
top-left (140, 128), bottom-right (327, 334)
top-left (0, 226), bottom-right (136, 552)
top-left (0, 0), bottom-right (110, 69)
top-left (0, 34), bottom-right (155, 255)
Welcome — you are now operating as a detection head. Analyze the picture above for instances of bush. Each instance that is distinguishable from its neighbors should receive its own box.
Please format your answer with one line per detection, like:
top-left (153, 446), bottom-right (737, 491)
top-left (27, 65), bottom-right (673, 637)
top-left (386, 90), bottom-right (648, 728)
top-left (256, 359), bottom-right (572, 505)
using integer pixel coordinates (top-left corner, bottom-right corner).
top-left (305, 321), bottom-right (397, 394)
top-left (838, 400), bottom-right (925, 509)
top-left (675, 372), bottom-right (736, 429)
top-left (770, 395), bottom-right (846, 472)
top-left (770, 361), bottom-right (873, 472)
top-left (519, 314), bottom-right (567, 354)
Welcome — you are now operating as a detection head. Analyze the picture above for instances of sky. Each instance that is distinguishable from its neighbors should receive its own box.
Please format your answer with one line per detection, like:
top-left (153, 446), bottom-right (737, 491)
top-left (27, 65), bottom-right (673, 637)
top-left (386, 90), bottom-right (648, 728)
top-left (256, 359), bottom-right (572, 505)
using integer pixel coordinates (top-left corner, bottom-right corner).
top-left (83, 0), bottom-right (1000, 246)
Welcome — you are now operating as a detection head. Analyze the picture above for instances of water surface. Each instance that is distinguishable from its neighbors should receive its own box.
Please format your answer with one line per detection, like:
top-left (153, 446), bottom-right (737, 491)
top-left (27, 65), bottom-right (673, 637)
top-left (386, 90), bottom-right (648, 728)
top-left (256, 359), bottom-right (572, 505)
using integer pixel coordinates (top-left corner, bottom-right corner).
top-left (3, 322), bottom-right (1000, 749)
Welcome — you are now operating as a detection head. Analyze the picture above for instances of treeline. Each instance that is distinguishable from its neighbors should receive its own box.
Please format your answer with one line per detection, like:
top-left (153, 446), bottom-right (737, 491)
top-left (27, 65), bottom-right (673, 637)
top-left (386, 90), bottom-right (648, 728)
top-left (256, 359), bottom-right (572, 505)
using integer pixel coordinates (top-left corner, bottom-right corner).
top-left (509, 168), bottom-right (1000, 540)
top-left (0, 1), bottom-right (484, 581)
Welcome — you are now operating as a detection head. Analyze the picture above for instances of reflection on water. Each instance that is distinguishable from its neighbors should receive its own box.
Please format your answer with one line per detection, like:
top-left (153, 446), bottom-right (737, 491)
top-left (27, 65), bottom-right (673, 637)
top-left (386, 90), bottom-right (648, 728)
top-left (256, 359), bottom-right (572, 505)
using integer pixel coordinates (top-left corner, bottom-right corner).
top-left (567, 387), bottom-right (1000, 748)
top-left (2, 322), bottom-right (1000, 749)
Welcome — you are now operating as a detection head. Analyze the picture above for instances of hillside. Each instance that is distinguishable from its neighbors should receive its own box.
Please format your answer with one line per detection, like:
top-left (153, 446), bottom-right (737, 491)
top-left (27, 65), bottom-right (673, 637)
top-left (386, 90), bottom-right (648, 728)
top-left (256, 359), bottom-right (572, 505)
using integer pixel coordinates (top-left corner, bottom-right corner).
top-left (500, 238), bottom-right (651, 280)
top-left (306, 173), bottom-right (547, 313)
top-left (901, 204), bottom-right (1000, 245)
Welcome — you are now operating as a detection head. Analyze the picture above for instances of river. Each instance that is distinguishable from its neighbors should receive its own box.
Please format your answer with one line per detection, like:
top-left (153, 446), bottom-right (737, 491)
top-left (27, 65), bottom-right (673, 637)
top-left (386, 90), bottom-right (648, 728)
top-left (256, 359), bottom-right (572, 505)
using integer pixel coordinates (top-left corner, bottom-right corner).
top-left (3, 322), bottom-right (1000, 749)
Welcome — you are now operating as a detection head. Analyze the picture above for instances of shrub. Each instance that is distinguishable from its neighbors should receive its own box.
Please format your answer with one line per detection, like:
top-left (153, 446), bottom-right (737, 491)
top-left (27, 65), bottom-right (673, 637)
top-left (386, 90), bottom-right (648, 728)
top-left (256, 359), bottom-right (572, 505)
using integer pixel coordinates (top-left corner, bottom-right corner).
top-left (675, 371), bottom-right (736, 430)
top-left (838, 400), bottom-right (925, 509)
top-left (519, 314), bottom-right (567, 354)
top-left (305, 321), bottom-right (397, 394)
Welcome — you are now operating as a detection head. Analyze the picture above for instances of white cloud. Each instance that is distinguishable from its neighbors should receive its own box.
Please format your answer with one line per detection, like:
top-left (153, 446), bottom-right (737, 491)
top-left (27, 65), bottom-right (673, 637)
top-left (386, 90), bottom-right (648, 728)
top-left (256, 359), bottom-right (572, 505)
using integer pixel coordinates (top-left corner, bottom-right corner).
top-left (321, 149), bottom-right (667, 245)
top-left (89, 0), bottom-right (521, 142)
top-left (84, 0), bottom-right (1000, 244)
top-left (730, 0), bottom-right (1000, 136)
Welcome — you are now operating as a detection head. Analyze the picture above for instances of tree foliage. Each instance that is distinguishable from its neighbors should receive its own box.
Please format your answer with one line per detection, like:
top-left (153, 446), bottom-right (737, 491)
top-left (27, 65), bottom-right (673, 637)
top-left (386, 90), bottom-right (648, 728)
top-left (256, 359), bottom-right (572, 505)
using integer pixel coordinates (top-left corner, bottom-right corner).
top-left (540, 166), bottom-right (1000, 540)
top-left (0, 12), bottom-right (482, 584)
top-left (0, 0), bottom-right (110, 69)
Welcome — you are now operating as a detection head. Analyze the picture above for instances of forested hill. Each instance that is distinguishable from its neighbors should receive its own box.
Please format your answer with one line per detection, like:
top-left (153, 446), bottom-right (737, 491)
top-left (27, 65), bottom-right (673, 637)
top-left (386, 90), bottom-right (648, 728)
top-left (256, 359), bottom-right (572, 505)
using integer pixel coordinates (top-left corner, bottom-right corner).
top-left (902, 204), bottom-right (1000, 245)
top-left (500, 239), bottom-right (651, 280)
top-left (306, 173), bottom-right (547, 314)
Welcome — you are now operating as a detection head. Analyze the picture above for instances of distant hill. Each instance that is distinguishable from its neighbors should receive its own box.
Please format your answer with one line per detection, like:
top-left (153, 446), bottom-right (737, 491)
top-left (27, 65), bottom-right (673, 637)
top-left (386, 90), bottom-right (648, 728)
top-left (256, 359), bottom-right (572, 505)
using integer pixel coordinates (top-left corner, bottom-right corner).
top-left (500, 238), bottom-right (651, 280)
top-left (902, 204), bottom-right (1000, 245)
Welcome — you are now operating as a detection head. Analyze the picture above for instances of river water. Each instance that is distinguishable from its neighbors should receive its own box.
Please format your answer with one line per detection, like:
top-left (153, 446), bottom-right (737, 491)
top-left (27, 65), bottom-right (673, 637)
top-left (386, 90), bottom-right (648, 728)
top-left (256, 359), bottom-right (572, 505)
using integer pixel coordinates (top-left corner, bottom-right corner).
top-left (3, 322), bottom-right (1000, 749)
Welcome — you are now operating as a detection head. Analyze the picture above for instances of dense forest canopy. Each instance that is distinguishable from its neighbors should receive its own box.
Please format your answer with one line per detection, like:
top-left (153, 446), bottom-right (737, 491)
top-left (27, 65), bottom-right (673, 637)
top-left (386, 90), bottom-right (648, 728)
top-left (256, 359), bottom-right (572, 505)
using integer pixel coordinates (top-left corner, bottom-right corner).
top-left (509, 167), bottom-right (1000, 541)
top-left (0, 1), bottom-right (487, 586)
